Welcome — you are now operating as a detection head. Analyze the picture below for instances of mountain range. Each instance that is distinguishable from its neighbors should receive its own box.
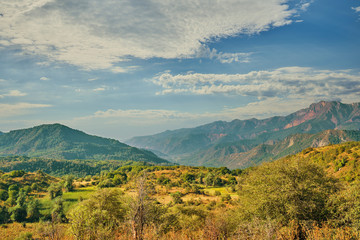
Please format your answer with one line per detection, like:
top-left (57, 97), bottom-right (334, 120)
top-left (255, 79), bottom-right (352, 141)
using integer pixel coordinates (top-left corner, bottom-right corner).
top-left (1, 101), bottom-right (360, 169)
top-left (0, 123), bottom-right (168, 164)
top-left (127, 101), bottom-right (360, 167)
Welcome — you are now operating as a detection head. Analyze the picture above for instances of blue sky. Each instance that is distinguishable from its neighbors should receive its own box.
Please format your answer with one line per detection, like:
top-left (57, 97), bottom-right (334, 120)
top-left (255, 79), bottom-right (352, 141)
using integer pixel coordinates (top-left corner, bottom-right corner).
top-left (0, 0), bottom-right (360, 140)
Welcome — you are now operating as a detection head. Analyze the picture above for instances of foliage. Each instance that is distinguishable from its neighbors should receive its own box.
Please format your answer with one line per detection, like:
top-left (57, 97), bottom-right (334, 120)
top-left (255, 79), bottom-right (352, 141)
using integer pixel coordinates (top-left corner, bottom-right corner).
top-left (0, 156), bottom-right (157, 177)
top-left (68, 189), bottom-right (126, 240)
top-left (10, 205), bottom-right (27, 222)
top-left (63, 175), bottom-right (74, 192)
top-left (328, 180), bottom-right (360, 230)
top-left (27, 199), bottom-right (41, 222)
top-left (0, 206), bottom-right (10, 224)
top-left (14, 232), bottom-right (33, 240)
top-left (170, 192), bottom-right (184, 204)
top-left (237, 157), bottom-right (339, 224)
top-left (51, 197), bottom-right (67, 223)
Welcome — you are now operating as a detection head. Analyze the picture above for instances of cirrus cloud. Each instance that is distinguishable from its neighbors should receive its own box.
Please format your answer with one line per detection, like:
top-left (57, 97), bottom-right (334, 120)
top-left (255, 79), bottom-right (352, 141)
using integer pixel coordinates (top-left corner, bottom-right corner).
top-left (0, 102), bottom-right (52, 118)
top-left (0, 0), bottom-right (308, 71)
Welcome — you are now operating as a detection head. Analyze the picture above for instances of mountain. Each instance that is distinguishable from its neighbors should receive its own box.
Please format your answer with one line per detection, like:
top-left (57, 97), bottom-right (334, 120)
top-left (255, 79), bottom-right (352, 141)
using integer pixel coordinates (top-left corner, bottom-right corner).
top-left (127, 101), bottom-right (360, 166)
top-left (0, 123), bottom-right (168, 164)
top-left (212, 129), bottom-right (360, 169)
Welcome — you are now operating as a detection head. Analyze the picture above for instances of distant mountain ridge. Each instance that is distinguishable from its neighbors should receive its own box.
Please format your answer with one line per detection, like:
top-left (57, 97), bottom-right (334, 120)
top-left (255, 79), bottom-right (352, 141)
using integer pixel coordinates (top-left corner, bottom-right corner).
top-left (199, 129), bottom-right (360, 169)
top-left (0, 123), bottom-right (168, 164)
top-left (127, 101), bottom-right (360, 167)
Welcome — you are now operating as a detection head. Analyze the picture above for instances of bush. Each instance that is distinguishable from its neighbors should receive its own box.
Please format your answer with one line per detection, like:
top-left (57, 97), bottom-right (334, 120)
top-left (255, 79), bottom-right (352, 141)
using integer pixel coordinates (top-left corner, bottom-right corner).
top-left (237, 158), bottom-right (339, 224)
top-left (171, 192), bottom-right (184, 204)
top-left (15, 232), bottom-right (33, 240)
top-left (68, 189), bottom-right (126, 240)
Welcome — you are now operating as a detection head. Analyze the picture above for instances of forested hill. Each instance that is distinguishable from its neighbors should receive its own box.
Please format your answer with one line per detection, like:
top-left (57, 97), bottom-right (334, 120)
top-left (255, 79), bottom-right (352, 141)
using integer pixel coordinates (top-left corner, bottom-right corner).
top-left (0, 124), bottom-right (168, 164)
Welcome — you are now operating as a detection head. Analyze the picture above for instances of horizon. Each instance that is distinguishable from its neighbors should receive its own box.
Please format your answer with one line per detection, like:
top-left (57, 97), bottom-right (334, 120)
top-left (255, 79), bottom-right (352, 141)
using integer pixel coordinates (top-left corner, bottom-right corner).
top-left (0, 100), bottom-right (357, 141)
top-left (1, 0), bottom-right (360, 140)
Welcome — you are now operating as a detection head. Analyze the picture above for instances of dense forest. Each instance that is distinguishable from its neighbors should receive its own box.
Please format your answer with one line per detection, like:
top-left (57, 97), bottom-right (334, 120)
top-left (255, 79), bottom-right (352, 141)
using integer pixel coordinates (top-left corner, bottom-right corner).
top-left (0, 141), bottom-right (359, 239)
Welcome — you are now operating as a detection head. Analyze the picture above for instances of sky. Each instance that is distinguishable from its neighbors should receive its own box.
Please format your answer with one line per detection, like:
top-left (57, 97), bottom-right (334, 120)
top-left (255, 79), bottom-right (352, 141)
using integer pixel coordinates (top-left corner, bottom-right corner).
top-left (0, 0), bottom-right (360, 140)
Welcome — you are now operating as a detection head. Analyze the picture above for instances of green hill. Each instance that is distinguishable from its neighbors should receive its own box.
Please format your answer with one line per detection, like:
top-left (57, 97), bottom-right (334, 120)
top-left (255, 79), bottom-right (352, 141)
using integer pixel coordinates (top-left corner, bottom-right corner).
top-left (0, 124), bottom-right (168, 164)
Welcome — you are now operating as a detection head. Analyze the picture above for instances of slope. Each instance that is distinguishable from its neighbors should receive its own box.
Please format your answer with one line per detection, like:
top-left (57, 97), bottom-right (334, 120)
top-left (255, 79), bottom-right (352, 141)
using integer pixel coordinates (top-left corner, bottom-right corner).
top-left (0, 124), bottom-right (168, 164)
top-left (127, 101), bottom-right (360, 165)
top-left (220, 129), bottom-right (360, 169)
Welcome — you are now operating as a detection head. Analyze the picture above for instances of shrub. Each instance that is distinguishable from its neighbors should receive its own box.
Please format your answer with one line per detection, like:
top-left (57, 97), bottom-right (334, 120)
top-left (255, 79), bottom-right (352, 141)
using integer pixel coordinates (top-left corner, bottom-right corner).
top-left (237, 158), bottom-right (339, 224)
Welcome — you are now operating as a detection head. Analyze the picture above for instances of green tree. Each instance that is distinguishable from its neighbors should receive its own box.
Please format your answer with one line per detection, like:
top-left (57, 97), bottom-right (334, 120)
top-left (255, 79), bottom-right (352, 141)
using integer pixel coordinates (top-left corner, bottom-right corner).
top-left (10, 205), bottom-right (27, 222)
top-left (0, 206), bottom-right (10, 224)
top-left (328, 180), bottom-right (360, 230)
top-left (52, 197), bottom-right (66, 223)
top-left (47, 183), bottom-right (62, 200)
top-left (68, 189), bottom-right (126, 240)
top-left (0, 189), bottom-right (9, 201)
top-left (27, 199), bottom-right (41, 222)
top-left (237, 157), bottom-right (338, 224)
top-left (182, 173), bottom-right (196, 183)
top-left (6, 190), bottom-right (18, 206)
top-left (16, 189), bottom-right (27, 207)
top-left (63, 175), bottom-right (74, 192)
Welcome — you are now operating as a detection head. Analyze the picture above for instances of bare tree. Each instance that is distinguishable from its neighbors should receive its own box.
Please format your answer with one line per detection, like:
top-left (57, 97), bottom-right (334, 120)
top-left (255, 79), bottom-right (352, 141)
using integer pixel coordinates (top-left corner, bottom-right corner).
top-left (130, 173), bottom-right (149, 240)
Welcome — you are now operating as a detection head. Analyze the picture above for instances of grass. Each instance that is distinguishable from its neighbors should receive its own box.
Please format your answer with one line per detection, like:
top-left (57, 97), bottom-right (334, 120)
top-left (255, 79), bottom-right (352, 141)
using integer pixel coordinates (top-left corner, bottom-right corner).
top-left (38, 186), bottom-right (97, 215)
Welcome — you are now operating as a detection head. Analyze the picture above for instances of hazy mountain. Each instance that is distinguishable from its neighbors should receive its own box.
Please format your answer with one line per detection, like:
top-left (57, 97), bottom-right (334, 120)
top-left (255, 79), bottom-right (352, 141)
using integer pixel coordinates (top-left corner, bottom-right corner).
top-left (127, 101), bottom-right (360, 166)
top-left (210, 129), bottom-right (360, 169)
top-left (0, 123), bottom-right (168, 164)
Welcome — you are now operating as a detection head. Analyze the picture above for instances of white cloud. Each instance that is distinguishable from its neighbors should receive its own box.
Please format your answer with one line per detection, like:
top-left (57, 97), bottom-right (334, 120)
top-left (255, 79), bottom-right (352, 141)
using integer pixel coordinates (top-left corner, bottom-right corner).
top-left (151, 67), bottom-right (360, 101)
top-left (0, 0), bottom-right (304, 70)
top-left (40, 76), bottom-right (49, 81)
top-left (0, 102), bottom-right (52, 118)
top-left (300, 3), bottom-right (310, 11)
top-left (0, 90), bottom-right (27, 98)
top-left (195, 46), bottom-right (252, 63)
top-left (111, 66), bottom-right (138, 74)
top-left (352, 6), bottom-right (360, 13)
top-left (93, 87), bottom-right (105, 92)
top-left (88, 78), bottom-right (99, 82)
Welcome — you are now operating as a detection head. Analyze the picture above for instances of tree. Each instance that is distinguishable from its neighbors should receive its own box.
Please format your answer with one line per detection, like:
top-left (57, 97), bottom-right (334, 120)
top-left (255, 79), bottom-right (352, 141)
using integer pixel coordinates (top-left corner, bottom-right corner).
top-left (68, 189), bottom-right (126, 240)
top-left (0, 189), bottom-right (8, 201)
top-left (16, 189), bottom-right (27, 208)
top-left (328, 180), bottom-right (360, 230)
top-left (27, 199), bottom-right (41, 222)
top-left (237, 157), bottom-right (339, 224)
top-left (48, 183), bottom-right (62, 200)
top-left (0, 206), bottom-right (10, 224)
top-left (52, 197), bottom-right (67, 223)
top-left (182, 173), bottom-right (196, 183)
top-left (10, 205), bottom-right (27, 222)
top-left (63, 175), bottom-right (74, 192)
top-left (7, 184), bottom-right (19, 206)
top-left (130, 174), bottom-right (148, 240)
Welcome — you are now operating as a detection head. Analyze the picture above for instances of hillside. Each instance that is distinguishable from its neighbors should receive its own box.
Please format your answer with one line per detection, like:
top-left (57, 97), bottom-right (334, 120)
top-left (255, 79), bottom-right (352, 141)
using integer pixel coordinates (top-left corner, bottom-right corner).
top-left (0, 156), bottom-right (156, 177)
top-left (0, 124), bottom-right (168, 164)
top-left (225, 130), bottom-right (360, 169)
top-left (281, 141), bottom-right (360, 182)
top-left (127, 101), bottom-right (360, 166)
